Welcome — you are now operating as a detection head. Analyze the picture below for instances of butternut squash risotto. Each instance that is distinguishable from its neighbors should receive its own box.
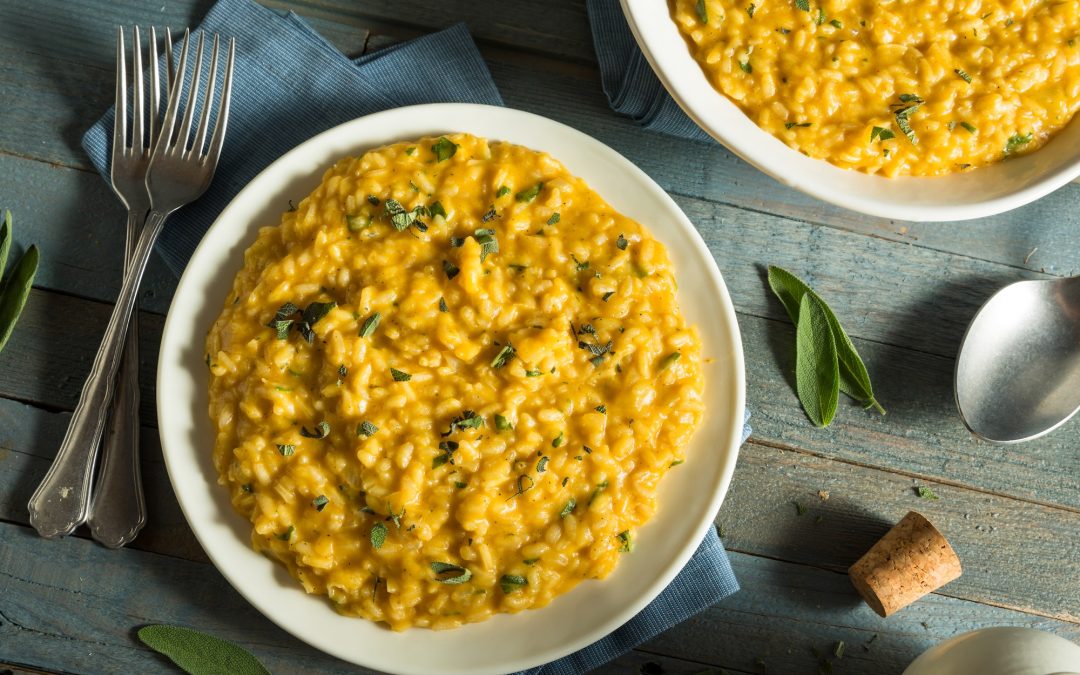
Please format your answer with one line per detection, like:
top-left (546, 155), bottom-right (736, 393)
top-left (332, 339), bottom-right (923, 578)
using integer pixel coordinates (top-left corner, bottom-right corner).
top-left (671, 0), bottom-right (1080, 176)
top-left (205, 134), bottom-right (705, 630)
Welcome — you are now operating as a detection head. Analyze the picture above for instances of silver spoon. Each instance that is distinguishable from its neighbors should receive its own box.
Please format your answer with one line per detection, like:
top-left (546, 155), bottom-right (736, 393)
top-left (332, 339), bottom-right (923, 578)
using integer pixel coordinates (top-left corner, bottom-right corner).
top-left (955, 276), bottom-right (1080, 443)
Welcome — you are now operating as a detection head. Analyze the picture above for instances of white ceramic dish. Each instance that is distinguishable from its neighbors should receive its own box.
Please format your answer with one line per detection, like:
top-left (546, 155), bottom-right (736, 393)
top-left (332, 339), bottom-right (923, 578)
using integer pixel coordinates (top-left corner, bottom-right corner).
top-left (156, 103), bottom-right (745, 674)
top-left (620, 0), bottom-right (1080, 222)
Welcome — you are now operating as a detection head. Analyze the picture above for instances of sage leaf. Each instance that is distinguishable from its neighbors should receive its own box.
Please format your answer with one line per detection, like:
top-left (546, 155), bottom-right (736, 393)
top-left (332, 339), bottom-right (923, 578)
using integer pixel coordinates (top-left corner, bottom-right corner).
top-left (767, 266), bottom-right (884, 414)
top-left (796, 293), bottom-right (839, 427)
top-left (0, 240), bottom-right (38, 355)
top-left (137, 624), bottom-right (270, 675)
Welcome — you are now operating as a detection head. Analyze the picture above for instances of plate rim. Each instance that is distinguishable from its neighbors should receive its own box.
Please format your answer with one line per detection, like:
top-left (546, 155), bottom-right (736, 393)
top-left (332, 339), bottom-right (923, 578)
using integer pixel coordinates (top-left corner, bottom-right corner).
top-left (156, 102), bottom-right (746, 674)
top-left (619, 0), bottom-right (1080, 222)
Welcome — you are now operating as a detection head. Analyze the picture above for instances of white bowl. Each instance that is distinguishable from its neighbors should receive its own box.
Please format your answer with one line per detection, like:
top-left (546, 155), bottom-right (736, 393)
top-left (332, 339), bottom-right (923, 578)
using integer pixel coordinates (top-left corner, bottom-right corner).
top-left (156, 103), bottom-right (745, 675)
top-left (620, 0), bottom-right (1080, 221)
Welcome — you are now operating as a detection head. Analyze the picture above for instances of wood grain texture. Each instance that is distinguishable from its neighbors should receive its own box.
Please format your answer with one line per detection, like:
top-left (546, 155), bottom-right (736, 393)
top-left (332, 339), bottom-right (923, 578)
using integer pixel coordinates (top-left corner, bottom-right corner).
top-left (2, 518), bottom-right (1075, 675)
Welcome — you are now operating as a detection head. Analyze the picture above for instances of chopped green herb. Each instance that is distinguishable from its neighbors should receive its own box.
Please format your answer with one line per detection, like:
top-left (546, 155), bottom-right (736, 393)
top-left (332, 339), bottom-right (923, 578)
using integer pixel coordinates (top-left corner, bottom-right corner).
top-left (588, 480), bottom-right (609, 507)
top-left (816, 7), bottom-right (826, 24)
top-left (785, 121), bottom-right (812, 129)
top-left (747, 3), bottom-right (756, 17)
top-left (438, 297), bottom-right (449, 312)
top-left (954, 68), bottom-right (972, 83)
top-left (601, 291), bottom-right (615, 302)
top-left (383, 198), bottom-right (426, 232)
top-left (287, 200), bottom-right (297, 212)
top-left (390, 368), bottom-right (412, 382)
top-left (547, 213), bottom-right (561, 225)
top-left (431, 561), bottom-right (471, 584)
top-left (405, 147), bottom-right (416, 156)
top-left (495, 414), bottom-right (513, 431)
top-left (696, 0), bottom-right (708, 23)
top-left (475, 227), bottom-right (499, 260)
top-left (870, 126), bottom-right (896, 142)
top-left (960, 121), bottom-right (978, 134)
top-left (277, 444), bottom-right (295, 456)
top-left (447, 410), bottom-right (485, 433)
top-left (371, 522), bottom-right (387, 549)
top-left (795, 0), bottom-right (809, 11)
top-left (560, 498), bottom-right (576, 518)
top-left (1004, 132), bottom-right (1033, 155)
top-left (739, 59), bottom-right (752, 74)
top-left (595, 405), bottom-right (607, 414)
top-left (432, 137), bottom-right (459, 162)
top-left (433, 440), bottom-right (459, 468)
top-left (443, 259), bottom-right (460, 279)
top-left (617, 530), bottom-right (634, 553)
top-left (892, 95), bottom-right (923, 145)
top-left (499, 574), bottom-right (528, 594)
top-left (515, 183), bottom-right (543, 203)
top-left (300, 422), bottom-right (330, 439)
top-left (572, 254), bottom-right (590, 271)
top-left (428, 201), bottom-right (447, 219)
top-left (409, 180), bottom-right (420, 193)
top-left (360, 312), bottom-right (381, 338)
top-left (267, 302), bottom-right (299, 340)
top-left (916, 485), bottom-right (940, 500)
top-left (276, 525), bottom-right (294, 541)
top-left (455, 481), bottom-right (468, 489)
top-left (670, 459), bottom-right (684, 467)
top-left (508, 475), bottom-right (535, 500)
top-left (830, 18), bottom-right (842, 28)
top-left (552, 432), bottom-right (564, 448)
top-left (241, 483), bottom-right (253, 493)
top-left (524, 557), bottom-right (539, 565)
top-left (312, 495), bottom-right (329, 511)
top-left (274, 386), bottom-right (293, 392)
top-left (537, 456), bottom-right (549, 473)
top-left (616, 234), bottom-right (628, 250)
top-left (491, 343), bottom-right (517, 369)
top-left (658, 351), bottom-right (682, 371)
top-left (367, 195), bottom-right (380, 205)
top-left (450, 236), bottom-right (465, 248)
top-left (525, 369), bottom-right (543, 377)
top-left (357, 421), bottom-right (378, 437)
top-left (496, 185), bottom-right (511, 198)
top-left (481, 206), bottom-right (498, 223)
top-left (508, 263), bottom-right (529, 272)
top-left (561, 477), bottom-right (569, 487)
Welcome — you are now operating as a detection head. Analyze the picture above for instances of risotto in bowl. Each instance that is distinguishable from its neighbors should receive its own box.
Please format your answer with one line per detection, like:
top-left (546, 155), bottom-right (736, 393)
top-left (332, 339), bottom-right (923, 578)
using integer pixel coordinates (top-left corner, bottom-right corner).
top-left (157, 104), bottom-right (744, 674)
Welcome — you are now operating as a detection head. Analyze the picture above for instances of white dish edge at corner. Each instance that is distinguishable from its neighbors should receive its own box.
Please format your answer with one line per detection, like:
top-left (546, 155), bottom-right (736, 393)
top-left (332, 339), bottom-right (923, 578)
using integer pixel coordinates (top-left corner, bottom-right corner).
top-left (156, 103), bottom-right (745, 675)
top-left (621, 0), bottom-right (1080, 222)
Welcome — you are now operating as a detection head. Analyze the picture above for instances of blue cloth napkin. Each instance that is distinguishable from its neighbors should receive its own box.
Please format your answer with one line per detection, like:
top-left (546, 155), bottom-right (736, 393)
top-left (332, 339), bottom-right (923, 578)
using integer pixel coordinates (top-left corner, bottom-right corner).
top-left (586, 0), bottom-right (712, 143)
top-left (82, 0), bottom-right (747, 671)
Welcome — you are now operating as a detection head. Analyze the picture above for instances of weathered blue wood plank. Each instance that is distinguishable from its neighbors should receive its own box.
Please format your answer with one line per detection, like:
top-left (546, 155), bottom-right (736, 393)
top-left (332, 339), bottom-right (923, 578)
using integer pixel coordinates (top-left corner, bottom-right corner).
top-left (1, 518), bottom-right (1075, 675)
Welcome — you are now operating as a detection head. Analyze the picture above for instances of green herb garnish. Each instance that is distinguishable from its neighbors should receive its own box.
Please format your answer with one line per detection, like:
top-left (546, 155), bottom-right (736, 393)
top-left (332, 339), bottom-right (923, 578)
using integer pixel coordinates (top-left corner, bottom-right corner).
top-left (815, 7), bottom-right (826, 24)
top-left (495, 414), bottom-right (513, 430)
top-left (595, 405), bottom-right (607, 414)
top-left (496, 185), bottom-right (511, 198)
top-left (499, 574), bottom-right (528, 593)
top-left (491, 342), bottom-right (517, 369)
top-left (795, 0), bottom-right (809, 11)
top-left (438, 297), bottom-right (449, 312)
top-left (515, 183), bottom-right (543, 203)
top-left (277, 444), bottom-right (295, 456)
top-left (137, 625), bottom-right (270, 675)
top-left (537, 456), bottom-right (549, 473)
top-left (433, 440), bottom-right (459, 468)
top-left (276, 525), bottom-right (294, 541)
top-left (616, 234), bottom-right (629, 250)
top-left (384, 199), bottom-right (426, 232)
top-left (481, 206), bottom-right (499, 223)
top-left (371, 522), bottom-right (387, 549)
top-left (455, 481), bottom-right (468, 489)
top-left (508, 475), bottom-right (534, 500)
top-left (617, 530), bottom-right (634, 552)
top-left (916, 485), bottom-right (940, 500)
top-left (870, 126), bottom-right (896, 142)
top-left (267, 302), bottom-right (299, 340)
top-left (346, 214), bottom-right (371, 232)
top-left (312, 495), bottom-right (329, 511)
top-left (405, 147), bottom-right (416, 156)
top-left (360, 312), bottom-right (381, 338)
top-left (390, 367), bottom-right (411, 382)
top-left (830, 18), bottom-right (842, 28)
top-left (954, 68), bottom-right (972, 83)
top-left (357, 421), bottom-right (378, 437)
top-left (443, 259), bottom-right (460, 280)
top-left (588, 480), bottom-right (609, 507)
top-left (696, 0), bottom-right (708, 23)
top-left (785, 122), bottom-right (812, 129)
top-left (300, 422), bottom-right (330, 439)
top-left (747, 3), bottom-right (756, 17)
top-left (552, 432), bottom-right (564, 448)
top-left (601, 291), bottom-right (615, 302)
top-left (560, 498), bottom-right (576, 518)
top-left (428, 201), bottom-right (447, 219)
top-left (525, 369), bottom-right (543, 377)
top-left (241, 484), bottom-right (253, 493)
top-left (475, 228), bottom-right (499, 260)
top-left (367, 195), bottom-right (380, 205)
top-left (547, 213), bottom-right (561, 225)
top-left (1004, 132), bottom-right (1033, 155)
top-left (739, 58), bottom-right (752, 74)
top-left (658, 351), bottom-right (681, 371)
top-left (768, 266), bottom-right (885, 423)
top-left (431, 561), bottom-right (472, 584)
top-left (431, 137), bottom-right (459, 162)
top-left (960, 121), bottom-right (978, 134)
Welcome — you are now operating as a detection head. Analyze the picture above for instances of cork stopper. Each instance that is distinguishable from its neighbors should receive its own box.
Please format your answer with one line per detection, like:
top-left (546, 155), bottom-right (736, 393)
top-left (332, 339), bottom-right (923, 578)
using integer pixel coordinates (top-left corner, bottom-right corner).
top-left (848, 511), bottom-right (962, 617)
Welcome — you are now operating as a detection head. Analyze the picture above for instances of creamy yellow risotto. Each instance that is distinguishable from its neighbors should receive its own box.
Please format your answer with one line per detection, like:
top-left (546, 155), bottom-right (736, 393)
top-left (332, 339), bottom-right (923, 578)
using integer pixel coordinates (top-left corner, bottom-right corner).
top-left (671, 0), bottom-right (1080, 176)
top-left (205, 133), bottom-right (705, 630)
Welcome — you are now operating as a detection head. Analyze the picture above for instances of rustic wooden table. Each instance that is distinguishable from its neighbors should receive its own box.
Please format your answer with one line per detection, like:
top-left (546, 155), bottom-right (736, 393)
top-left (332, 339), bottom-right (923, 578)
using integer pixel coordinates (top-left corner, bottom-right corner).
top-left (2, 1), bottom-right (1079, 674)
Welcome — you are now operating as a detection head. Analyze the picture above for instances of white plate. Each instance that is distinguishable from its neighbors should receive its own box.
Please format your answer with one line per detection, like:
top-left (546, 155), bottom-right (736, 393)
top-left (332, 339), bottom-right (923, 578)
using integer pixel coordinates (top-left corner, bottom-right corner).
top-left (621, 0), bottom-right (1080, 222)
top-left (157, 103), bottom-right (745, 675)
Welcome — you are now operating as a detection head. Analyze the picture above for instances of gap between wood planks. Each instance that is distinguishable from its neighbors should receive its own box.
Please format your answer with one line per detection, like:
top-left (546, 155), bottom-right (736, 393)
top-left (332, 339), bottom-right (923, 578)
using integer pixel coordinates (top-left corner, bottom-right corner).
top-left (744, 435), bottom-right (1080, 517)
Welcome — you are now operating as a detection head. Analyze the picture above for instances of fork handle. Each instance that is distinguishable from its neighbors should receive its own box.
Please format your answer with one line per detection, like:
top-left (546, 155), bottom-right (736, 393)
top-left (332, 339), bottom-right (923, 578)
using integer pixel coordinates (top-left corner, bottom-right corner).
top-left (87, 210), bottom-right (147, 548)
top-left (28, 209), bottom-right (168, 539)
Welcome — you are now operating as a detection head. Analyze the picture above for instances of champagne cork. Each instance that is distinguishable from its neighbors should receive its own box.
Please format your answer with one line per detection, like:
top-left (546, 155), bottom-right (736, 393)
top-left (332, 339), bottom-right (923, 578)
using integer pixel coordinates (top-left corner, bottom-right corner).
top-left (848, 511), bottom-right (962, 617)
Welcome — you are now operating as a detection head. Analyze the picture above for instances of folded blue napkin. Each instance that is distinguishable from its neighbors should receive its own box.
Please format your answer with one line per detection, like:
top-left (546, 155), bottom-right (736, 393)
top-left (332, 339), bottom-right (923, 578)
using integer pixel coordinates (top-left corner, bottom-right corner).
top-left (586, 0), bottom-right (712, 143)
top-left (82, 0), bottom-right (746, 670)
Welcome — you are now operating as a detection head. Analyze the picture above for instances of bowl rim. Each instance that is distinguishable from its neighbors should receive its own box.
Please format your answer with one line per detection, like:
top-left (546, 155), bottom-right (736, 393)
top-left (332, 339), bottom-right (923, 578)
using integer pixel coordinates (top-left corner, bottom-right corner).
top-left (156, 102), bottom-right (746, 675)
top-left (619, 0), bottom-right (1080, 222)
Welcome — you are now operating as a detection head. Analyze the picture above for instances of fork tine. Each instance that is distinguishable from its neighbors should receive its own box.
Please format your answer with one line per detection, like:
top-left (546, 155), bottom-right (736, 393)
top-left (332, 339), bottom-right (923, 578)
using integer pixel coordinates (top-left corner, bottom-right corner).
top-left (149, 27), bottom-right (160, 146)
top-left (113, 26), bottom-right (127, 155)
top-left (131, 26), bottom-right (145, 151)
top-left (191, 34), bottom-right (219, 157)
top-left (176, 32), bottom-right (206, 156)
top-left (165, 28), bottom-right (175, 101)
top-left (205, 37), bottom-right (235, 169)
top-left (157, 29), bottom-right (190, 153)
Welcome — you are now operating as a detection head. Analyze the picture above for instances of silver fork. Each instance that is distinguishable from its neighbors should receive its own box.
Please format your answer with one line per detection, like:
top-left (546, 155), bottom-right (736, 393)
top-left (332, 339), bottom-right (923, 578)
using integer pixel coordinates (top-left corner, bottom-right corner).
top-left (28, 30), bottom-right (235, 540)
top-left (85, 25), bottom-right (176, 549)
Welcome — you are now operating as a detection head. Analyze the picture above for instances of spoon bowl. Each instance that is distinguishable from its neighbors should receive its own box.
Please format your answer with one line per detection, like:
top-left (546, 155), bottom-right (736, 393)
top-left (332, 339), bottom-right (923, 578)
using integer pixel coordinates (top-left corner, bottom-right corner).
top-left (955, 276), bottom-right (1080, 443)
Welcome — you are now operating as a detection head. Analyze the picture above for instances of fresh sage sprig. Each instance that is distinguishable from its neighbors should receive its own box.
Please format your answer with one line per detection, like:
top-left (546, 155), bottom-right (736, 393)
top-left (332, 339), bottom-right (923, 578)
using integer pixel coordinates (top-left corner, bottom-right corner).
top-left (137, 624), bottom-right (270, 675)
top-left (768, 265), bottom-right (885, 426)
top-left (0, 210), bottom-right (39, 354)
